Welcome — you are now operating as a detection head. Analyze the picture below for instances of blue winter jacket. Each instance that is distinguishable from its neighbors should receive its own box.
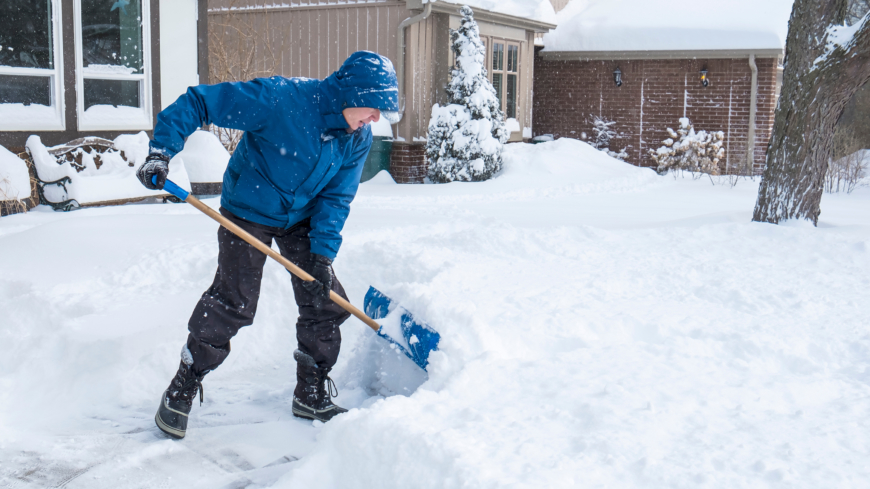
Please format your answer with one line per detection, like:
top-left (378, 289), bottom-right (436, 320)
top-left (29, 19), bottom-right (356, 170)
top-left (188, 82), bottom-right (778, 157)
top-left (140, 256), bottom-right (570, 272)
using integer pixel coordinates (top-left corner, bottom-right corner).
top-left (149, 51), bottom-right (399, 260)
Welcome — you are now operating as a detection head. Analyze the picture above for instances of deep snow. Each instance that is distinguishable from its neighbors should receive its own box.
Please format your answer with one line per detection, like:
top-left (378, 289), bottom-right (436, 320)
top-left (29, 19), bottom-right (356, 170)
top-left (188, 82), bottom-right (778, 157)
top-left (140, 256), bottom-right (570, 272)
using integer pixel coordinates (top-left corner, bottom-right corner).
top-left (1, 138), bottom-right (869, 488)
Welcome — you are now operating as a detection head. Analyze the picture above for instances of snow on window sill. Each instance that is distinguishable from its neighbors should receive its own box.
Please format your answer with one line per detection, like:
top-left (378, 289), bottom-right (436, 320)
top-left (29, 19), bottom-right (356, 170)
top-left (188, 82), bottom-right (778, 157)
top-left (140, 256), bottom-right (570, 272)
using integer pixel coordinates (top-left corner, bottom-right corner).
top-left (83, 65), bottom-right (139, 76)
top-left (79, 105), bottom-right (152, 131)
top-left (0, 103), bottom-right (65, 131)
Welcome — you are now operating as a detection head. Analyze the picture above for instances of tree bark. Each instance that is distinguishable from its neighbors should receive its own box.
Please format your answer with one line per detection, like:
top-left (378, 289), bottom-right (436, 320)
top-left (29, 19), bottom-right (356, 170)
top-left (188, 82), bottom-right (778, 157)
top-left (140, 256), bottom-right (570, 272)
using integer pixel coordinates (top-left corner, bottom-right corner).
top-left (753, 0), bottom-right (870, 224)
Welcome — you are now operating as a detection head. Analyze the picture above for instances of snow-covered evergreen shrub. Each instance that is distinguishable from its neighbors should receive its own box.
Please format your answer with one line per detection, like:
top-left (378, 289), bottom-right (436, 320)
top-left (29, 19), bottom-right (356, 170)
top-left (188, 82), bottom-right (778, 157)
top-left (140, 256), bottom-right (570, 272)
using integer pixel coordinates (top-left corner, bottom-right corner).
top-left (650, 118), bottom-right (724, 175)
top-left (426, 6), bottom-right (508, 183)
top-left (590, 115), bottom-right (628, 161)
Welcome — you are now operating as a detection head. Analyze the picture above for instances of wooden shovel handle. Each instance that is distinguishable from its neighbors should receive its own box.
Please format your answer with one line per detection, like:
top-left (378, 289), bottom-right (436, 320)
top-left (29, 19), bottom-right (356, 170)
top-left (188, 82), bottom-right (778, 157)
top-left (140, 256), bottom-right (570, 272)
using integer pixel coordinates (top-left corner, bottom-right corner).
top-left (183, 194), bottom-right (382, 332)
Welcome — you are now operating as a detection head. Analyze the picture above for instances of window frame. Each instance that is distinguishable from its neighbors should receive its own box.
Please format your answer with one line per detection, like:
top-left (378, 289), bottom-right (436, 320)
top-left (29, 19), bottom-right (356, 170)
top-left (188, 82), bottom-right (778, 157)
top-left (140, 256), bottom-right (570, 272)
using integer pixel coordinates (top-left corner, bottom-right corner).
top-left (485, 36), bottom-right (521, 122)
top-left (0, 0), bottom-right (66, 131)
top-left (73, 0), bottom-right (153, 131)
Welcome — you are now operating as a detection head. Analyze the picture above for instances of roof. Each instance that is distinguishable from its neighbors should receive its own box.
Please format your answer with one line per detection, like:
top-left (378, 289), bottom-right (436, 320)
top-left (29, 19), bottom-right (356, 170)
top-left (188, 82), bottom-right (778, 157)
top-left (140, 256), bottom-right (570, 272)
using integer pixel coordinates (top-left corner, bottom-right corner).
top-left (541, 0), bottom-right (794, 56)
top-left (422, 0), bottom-right (557, 25)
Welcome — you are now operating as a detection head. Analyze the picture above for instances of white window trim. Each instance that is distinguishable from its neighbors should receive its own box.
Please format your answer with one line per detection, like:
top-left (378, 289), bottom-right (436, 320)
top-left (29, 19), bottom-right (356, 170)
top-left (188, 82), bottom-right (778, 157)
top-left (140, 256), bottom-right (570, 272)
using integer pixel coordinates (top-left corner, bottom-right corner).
top-left (487, 38), bottom-right (521, 120)
top-left (73, 0), bottom-right (153, 131)
top-left (0, 0), bottom-right (65, 131)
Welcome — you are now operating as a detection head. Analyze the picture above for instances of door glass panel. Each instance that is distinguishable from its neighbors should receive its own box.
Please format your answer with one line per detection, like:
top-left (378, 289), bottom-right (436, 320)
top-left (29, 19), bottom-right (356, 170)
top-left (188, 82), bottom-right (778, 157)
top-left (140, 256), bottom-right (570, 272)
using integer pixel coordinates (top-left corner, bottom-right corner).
top-left (508, 45), bottom-right (518, 73)
top-left (506, 74), bottom-right (516, 119)
top-left (81, 0), bottom-right (143, 73)
top-left (83, 78), bottom-right (140, 109)
top-left (0, 0), bottom-right (54, 69)
top-left (492, 43), bottom-right (503, 71)
top-left (0, 74), bottom-right (51, 105)
top-left (492, 73), bottom-right (502, 104)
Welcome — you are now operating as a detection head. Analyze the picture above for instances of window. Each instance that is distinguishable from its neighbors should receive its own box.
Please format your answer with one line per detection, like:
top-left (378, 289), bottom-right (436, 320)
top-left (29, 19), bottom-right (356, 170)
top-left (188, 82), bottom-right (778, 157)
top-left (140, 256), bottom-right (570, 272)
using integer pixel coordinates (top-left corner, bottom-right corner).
top-left (75, 0), bottom-right (152, 130)
top-left (489, 40), bottom-right (519, 120)
top-left (0, 0), bottom-right (65, 130)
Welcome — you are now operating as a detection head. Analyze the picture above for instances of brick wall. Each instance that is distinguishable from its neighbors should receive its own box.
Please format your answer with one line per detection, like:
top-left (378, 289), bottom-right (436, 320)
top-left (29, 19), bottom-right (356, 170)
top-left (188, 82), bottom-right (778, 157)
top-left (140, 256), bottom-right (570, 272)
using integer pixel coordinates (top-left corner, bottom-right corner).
top-left (533, 53), bottom-right (780, 174)
top-left (390, 143), bottom-right (427, 184)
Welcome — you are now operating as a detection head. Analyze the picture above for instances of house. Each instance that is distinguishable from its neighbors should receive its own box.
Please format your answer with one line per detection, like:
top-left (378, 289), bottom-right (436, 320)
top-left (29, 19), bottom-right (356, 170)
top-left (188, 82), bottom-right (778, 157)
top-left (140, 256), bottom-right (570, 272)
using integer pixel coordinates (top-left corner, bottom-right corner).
top-left (0, 0), bottom-right (208, 152)
top-left (0, 0), bottom-right (209, 212)
top-left (533, 0), bottom-right (794, 174)
top-left (207, 0), bottom-right (556, 182)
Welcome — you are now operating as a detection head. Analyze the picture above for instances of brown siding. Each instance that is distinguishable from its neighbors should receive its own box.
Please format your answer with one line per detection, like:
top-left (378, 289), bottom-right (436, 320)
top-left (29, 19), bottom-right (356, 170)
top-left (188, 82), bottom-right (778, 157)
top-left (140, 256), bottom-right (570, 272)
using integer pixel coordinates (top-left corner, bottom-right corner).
top-left (208, 2), bottom-right (404, 82)
top-left (397, 13), bottom-right (440, 142)
top-left (532, 54), bottom-right (779, 174)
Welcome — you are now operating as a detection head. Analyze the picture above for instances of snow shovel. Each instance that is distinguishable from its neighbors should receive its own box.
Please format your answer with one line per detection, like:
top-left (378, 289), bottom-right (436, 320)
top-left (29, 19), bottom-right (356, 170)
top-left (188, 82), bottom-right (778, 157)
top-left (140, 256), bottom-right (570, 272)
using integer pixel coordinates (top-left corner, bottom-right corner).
top-left (157, 177), bottom-right (440, 370)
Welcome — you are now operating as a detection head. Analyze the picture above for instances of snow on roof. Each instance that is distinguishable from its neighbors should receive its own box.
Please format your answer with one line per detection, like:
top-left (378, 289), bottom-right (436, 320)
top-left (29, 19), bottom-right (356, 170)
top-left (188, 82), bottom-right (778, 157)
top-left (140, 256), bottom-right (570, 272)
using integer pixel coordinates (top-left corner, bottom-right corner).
top-left (423, 0), bottom-right (557, 24)
top-left (542, 0), bottom-right (794, 53)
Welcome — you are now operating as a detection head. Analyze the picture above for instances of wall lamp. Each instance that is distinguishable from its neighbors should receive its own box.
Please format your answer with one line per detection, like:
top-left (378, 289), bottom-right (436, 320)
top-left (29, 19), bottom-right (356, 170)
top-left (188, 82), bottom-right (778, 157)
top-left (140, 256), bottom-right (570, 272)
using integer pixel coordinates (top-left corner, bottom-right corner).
top-left (700, 68), bottom-right (709, 87)
top-left (613, 67), bottom-right (622, 87)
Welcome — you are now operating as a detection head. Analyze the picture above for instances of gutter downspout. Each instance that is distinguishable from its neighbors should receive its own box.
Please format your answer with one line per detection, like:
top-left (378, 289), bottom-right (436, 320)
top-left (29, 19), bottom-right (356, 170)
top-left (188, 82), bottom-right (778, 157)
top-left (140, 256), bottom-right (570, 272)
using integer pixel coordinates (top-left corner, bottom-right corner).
top-left (745, 53), bottom-right (758, 175)
top-left (397, 3), bottom-right (433, 127)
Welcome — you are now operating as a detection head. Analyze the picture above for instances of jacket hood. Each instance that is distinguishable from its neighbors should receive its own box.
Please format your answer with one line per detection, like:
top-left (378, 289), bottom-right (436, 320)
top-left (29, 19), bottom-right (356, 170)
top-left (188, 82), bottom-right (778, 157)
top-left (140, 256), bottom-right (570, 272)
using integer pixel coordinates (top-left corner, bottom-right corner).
top-left (319, 51), bottom-right (399, 122)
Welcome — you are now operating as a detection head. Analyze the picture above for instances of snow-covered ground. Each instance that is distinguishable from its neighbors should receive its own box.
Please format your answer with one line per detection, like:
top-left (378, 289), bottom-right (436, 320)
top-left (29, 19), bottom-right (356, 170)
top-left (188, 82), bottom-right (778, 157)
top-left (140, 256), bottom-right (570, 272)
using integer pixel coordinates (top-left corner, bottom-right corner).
top-left (1, 139), bottom-right (869, 488)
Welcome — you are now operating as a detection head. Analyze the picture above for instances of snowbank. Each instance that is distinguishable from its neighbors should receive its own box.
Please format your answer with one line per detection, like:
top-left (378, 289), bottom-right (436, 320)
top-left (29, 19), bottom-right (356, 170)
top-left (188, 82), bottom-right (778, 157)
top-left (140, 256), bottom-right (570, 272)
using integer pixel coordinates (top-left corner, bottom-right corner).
top-left (2, 139), bottom-right (870, 487)
top-left (27, 132), bottom-right (191, 206)
top-left (174, 130), bottom-right (231, 183)
top-left (0, 145), bottom-right (31, 201)
top-left (543, 0), bottom-right (794, 52)
top-left (424, 0), bottom-right (557, 24)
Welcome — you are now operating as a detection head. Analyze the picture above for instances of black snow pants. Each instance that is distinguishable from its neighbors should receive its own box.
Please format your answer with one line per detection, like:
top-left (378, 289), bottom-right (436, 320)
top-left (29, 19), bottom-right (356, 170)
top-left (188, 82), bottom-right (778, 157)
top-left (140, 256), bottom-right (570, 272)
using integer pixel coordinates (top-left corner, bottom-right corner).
top-left (185, 207), bottom-right (350, 384)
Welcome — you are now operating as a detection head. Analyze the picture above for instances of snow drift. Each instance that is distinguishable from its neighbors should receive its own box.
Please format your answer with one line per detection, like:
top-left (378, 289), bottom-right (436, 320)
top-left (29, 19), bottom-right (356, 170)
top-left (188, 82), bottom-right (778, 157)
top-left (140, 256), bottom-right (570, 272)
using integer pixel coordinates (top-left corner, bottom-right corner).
top-left (1, 138), bottom-right (869, 488)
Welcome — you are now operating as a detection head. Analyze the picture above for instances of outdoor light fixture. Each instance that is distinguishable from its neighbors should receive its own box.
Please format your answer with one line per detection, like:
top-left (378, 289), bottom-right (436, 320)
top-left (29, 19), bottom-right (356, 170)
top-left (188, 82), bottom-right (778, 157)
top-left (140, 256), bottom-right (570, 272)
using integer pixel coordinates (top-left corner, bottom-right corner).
top-left (613, 67), bottom-right (623, 87)
top-left (700, 68), bottom-right (709, 87)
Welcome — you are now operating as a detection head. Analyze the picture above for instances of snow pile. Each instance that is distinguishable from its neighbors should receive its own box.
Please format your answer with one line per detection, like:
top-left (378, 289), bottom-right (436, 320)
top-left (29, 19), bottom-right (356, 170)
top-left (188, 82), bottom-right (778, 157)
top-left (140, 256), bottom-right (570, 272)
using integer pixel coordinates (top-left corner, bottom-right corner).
top-left (423, 0), bottom-right (556, 24)
top-left (650, 118), bottom-right (725, 175)
top-left (174, 130), bottom-right (231, 183)
top-left (543, 0), bottom-right (795, 52)
top-left (370, 117), bottom-right (394, 138)
top-left (27, 132), bottom-right (192, 206)
top-left (427, 6), bottom-right (508, 183)
top-left (2, 137), bottom-right (870, 487)
top-left (0, 145), bottom-right (31, 201)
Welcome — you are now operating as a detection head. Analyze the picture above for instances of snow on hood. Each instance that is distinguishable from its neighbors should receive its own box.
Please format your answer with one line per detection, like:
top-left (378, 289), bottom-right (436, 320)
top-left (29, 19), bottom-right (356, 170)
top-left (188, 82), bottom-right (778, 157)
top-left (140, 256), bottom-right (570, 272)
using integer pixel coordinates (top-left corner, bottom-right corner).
top-left (321, 51), bottom-right (399, 115)
top-left (424, 0), bottom-right (557, 24)
top-left (543, 0), bottom-right (794, 52)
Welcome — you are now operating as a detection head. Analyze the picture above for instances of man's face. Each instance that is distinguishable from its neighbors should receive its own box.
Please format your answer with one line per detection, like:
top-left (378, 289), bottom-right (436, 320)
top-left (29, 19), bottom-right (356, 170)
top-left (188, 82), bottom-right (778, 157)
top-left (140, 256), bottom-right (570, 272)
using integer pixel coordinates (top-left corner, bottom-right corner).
top-left (342, 107), bottom-right (381, 133)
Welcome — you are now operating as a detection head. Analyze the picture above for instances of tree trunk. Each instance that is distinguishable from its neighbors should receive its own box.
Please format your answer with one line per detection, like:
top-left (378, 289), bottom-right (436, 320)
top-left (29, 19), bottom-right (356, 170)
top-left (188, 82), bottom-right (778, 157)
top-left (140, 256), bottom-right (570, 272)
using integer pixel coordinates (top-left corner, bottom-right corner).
top-left (753, 0), bottom-right (870, 224)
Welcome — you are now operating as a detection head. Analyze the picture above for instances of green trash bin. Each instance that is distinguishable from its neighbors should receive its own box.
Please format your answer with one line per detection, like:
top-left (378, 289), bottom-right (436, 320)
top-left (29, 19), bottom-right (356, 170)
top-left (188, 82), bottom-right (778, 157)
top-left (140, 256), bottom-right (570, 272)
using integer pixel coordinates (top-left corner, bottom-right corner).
top-left (360, 136), bottom-right (393, 182)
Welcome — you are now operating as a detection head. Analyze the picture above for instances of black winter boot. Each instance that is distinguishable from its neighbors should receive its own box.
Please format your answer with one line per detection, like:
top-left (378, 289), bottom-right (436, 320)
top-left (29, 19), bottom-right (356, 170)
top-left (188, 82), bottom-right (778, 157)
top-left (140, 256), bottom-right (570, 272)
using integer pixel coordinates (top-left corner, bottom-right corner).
top-left (155, 359), bottom-right (205, 439)
top-left (292, 350), bottom-right (347, 422)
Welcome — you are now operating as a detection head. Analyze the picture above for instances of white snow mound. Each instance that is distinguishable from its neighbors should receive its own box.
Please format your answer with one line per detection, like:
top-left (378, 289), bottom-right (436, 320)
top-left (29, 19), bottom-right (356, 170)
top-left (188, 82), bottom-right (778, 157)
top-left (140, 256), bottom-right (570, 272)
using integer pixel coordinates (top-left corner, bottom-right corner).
top-left (0, 145), bottom-right (31, 201)
top-left (1, 139), bottom-right (870, 488)
top-left (175, 130), bottom-right (231, 183)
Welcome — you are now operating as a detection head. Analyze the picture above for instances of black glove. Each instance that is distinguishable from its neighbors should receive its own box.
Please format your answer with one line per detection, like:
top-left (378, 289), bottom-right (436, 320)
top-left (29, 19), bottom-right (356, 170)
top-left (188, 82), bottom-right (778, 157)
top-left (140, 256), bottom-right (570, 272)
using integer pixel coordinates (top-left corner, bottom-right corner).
top-left (301, 254), bottom-right (334, 304)
top-left (137, 152), bottom-right (171, 190)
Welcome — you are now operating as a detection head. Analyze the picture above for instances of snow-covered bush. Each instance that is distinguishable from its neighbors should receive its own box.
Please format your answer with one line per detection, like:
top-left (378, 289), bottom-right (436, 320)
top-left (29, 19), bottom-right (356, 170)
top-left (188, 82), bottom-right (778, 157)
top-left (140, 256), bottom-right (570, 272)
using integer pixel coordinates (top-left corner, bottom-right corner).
top-left (426, 6), bottom-right (508, 183)
top-left (650, 118), bottom-right (724, 175)
top-left (826, 149), bottom-right (869, 193)
top-left (589, 115), bottom-right (628, 161)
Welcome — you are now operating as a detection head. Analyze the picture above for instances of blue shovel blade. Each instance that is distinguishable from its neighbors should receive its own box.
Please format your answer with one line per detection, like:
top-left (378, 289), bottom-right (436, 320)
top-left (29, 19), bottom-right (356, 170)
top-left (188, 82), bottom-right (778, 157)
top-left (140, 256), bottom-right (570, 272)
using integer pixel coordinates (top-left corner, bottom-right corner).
top-left (364, 286), bottom-right (440, 371)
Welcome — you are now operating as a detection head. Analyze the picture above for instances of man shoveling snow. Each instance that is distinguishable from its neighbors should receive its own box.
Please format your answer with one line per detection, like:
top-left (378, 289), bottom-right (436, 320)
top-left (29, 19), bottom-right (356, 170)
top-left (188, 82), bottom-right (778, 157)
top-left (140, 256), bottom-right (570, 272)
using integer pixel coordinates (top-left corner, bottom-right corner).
top-left (136, 51), bottom-right (400, 438)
